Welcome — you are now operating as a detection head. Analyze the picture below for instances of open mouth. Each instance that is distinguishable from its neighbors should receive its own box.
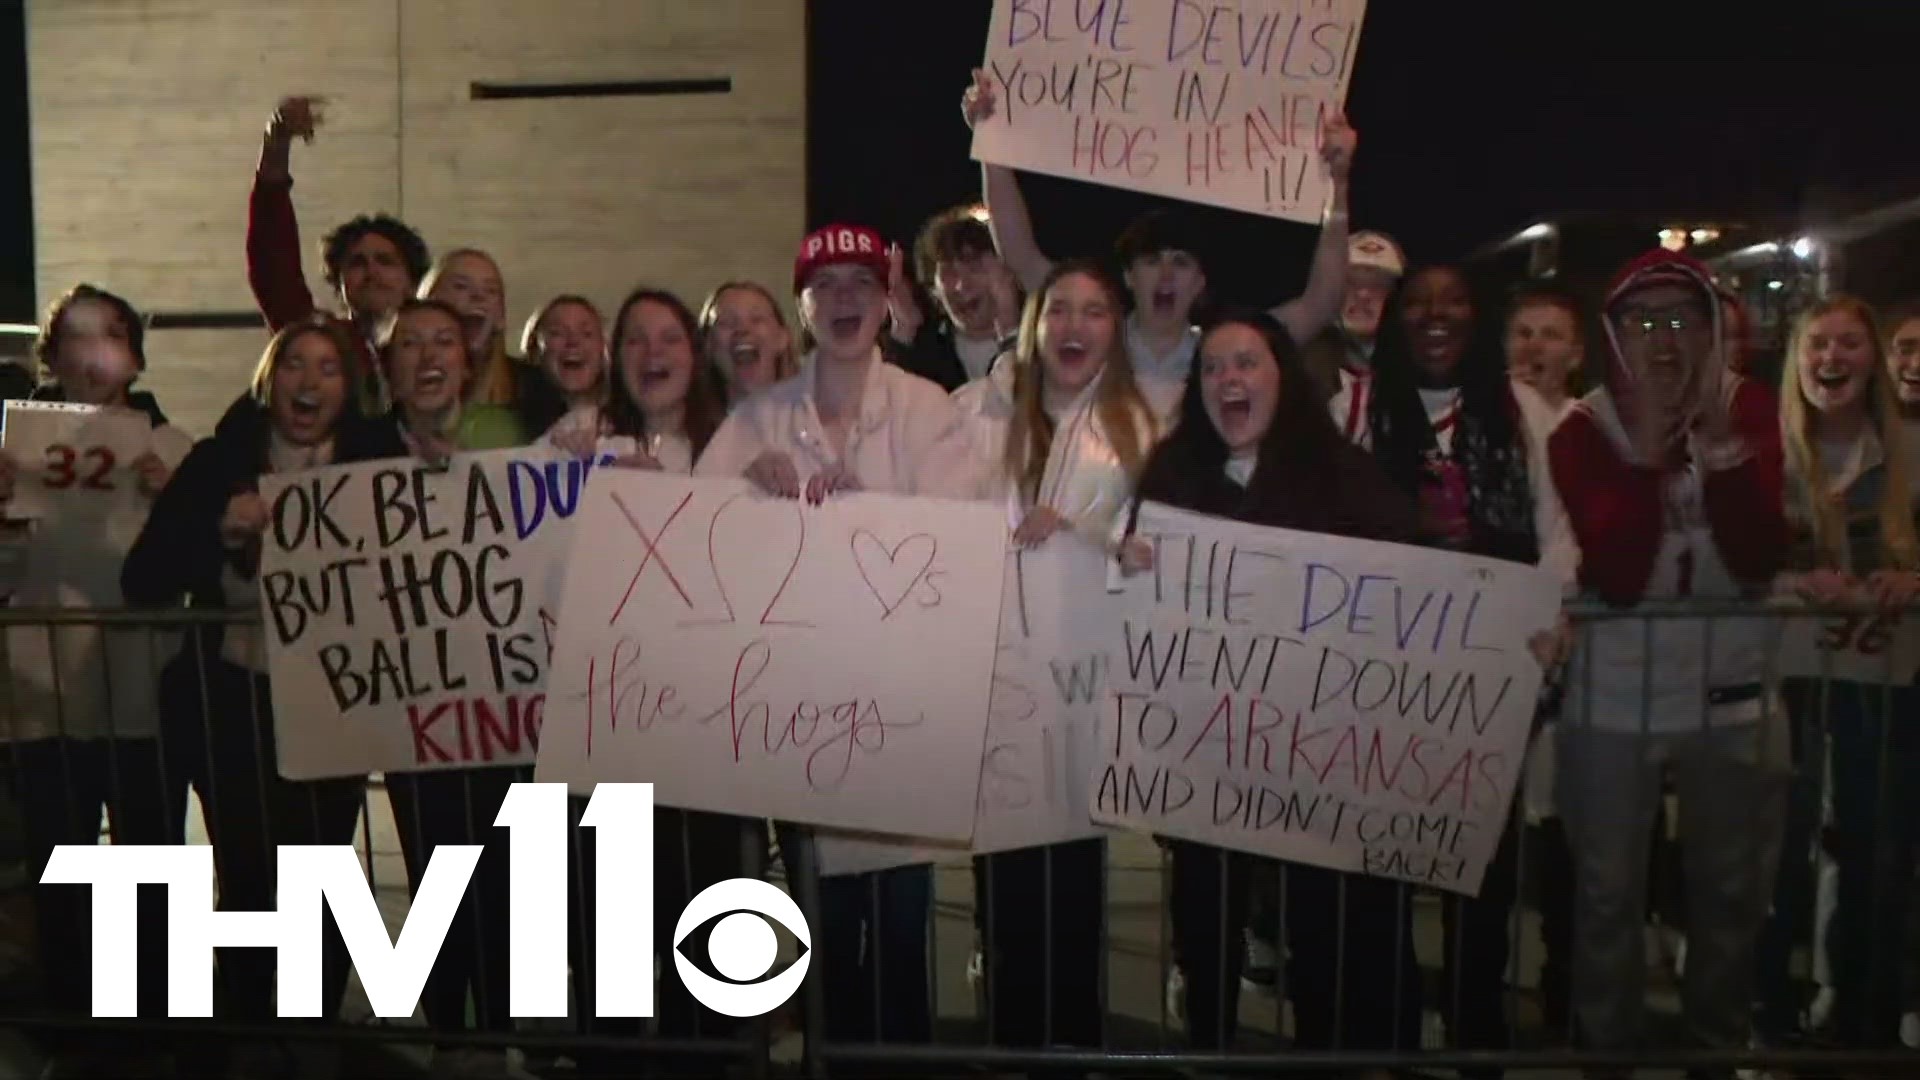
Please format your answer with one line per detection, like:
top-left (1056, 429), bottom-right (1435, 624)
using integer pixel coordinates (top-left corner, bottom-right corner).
top-left (828, 314), bottom-right (863, 337)
top-left (1419, 321), bottom-right (1459, 349)
top-left (1056, 341), bottom-right (1089, 367)
top-left (730, 342), bottom-right (763, 369)
top-left (554, 350), bottom-right (590, 374)
top-left (1812, 368), bottom-right (1853, 392)
top-left (415, 367), bottom-right (448, 394)
top-left (1152, 286), bottom-right (1178, 312)
top-left (1898, 371), bottom-right (1920, 396)
top-left (289, 391), bottom-right (323, 421)
top-left (638, 364), bottom-right (674, 392)
top-left (1217, 387), bottom-right (1251, 424)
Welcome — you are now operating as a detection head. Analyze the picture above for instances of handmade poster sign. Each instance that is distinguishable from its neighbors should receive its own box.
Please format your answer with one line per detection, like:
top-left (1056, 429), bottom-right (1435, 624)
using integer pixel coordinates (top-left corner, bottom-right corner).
top-left (535, 472), bottom-right (1006, 843)
top-left (970, 0), bottom-right (1367, 222)
top-left (973, 537), bottom-right (1125, 854)
top-left (1, 400), bottom-right (158, 520)
top-left (1777, 606), bottom-right (1920, 685)
top-left (1089, 502), bottom-right (1560, 896)
top-left (258, 447), bottom-right (618, 779)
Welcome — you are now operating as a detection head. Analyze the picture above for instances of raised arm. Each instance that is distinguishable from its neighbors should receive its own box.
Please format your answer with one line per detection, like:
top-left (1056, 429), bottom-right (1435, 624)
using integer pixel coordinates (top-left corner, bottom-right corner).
top-left (963, 70), bottom-right (1053, 294)
top-left (1270, 115), bottom-right (1355, 346)
top-left (248, 96), bottom-right (324, 332)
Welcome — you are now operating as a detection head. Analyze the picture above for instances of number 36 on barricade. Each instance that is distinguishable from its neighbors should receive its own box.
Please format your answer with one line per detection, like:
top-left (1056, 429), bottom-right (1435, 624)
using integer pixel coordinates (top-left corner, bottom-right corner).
top-left (1780, 607), bottom-right (1920, 685)
top-left (0, 400), bottom-right (155, 518)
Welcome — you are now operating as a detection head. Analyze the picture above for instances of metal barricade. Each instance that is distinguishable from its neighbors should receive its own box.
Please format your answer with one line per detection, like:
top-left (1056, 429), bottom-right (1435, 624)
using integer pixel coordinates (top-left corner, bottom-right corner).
top-left (0, 602), bottom-right (1914, 1078)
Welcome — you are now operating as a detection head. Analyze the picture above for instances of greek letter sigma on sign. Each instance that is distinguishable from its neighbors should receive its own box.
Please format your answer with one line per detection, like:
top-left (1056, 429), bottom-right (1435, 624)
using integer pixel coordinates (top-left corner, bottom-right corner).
top-left (40, 784), bottom-right (812, 1020)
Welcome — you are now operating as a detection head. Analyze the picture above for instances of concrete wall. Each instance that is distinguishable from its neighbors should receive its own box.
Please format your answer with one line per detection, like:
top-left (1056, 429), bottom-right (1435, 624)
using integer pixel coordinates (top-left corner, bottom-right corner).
top-left (27, 0), bottom-right (806, 436)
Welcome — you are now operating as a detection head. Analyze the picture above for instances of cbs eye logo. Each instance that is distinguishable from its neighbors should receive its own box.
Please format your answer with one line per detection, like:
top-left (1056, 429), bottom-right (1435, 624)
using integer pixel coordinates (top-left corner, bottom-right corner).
top-left (672, 878), bottom-right (811, 1016)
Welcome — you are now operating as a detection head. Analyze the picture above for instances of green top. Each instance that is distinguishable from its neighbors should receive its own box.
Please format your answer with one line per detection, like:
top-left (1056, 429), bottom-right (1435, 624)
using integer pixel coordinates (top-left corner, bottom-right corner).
top-left (453, 404), bottom-right (527, 451)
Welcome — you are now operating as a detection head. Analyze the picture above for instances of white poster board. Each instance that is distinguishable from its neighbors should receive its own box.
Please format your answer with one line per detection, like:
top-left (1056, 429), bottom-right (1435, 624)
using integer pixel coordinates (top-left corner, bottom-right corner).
top-left (0, 401), bottom-right (178, 743)
top-left (1090, 502), bottom-right (1559, 896)
top-left (973, 537), bottom-right (1124, 854)
top-left (259, 448), bottom-right (614, 779)
top-left (1776, 607), bottom-right (1920, 685)
top-left (970, 0), bottom-right (1367, 222)
top-left (535, 472), bottom-right (1006, 843)
top-left (1, 400), bottom-right (158, 520)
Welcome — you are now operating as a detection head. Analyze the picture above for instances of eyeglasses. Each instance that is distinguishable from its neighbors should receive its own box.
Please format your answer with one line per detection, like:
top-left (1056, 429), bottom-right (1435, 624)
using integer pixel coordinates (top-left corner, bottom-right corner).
top-left (1616, 310), bottom-right (1706, 336)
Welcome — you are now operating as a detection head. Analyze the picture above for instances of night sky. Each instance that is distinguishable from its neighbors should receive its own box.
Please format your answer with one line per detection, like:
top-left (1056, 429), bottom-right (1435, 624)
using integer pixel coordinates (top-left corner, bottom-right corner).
top-left (2, 3), bottom-right (1914, 322)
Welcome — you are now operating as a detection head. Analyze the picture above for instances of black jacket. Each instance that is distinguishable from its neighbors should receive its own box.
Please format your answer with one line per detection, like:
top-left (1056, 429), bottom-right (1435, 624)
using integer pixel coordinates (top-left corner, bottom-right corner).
top-left (885, 321), bottom-right (1015, 393)
top-left (121, 401), bottom-right (394, 613)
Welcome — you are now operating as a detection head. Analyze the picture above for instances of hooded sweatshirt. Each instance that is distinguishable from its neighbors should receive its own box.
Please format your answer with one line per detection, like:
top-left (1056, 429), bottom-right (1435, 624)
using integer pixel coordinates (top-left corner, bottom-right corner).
top-left (1547, 249), bottom-right (1786, 734)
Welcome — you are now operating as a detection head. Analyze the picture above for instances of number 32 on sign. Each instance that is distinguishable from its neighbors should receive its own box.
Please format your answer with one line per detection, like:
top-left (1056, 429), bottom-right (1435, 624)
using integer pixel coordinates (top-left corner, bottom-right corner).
top-left (0, 401), bottom-right (155, 519)
top-left (44, 444), bottom-right (117, 491)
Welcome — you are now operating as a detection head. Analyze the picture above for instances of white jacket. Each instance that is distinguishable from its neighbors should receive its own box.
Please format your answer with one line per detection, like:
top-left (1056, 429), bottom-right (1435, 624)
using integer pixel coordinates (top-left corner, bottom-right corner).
top-left (952, 353), bottom-right (1157, 549)
top-left (695, 350), bottom-right (978, 500)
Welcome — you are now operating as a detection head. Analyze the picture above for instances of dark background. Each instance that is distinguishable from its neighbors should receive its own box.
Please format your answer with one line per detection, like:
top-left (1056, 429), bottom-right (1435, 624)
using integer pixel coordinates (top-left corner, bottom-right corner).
top-left (807, 3), bottom-right (1920, 309)
top-left (2, 2), bottom-right (1916, 323)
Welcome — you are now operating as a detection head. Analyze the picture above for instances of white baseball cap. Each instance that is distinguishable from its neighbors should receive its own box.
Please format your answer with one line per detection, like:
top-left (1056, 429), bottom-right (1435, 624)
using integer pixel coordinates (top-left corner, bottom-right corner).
top-left (1348, 231), bottom-right (1406, 281)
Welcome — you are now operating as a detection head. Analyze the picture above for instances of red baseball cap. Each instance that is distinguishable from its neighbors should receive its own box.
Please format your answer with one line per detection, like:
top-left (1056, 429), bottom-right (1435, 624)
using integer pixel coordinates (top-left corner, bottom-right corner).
top-left (794, 223), bottom-right (890, 293)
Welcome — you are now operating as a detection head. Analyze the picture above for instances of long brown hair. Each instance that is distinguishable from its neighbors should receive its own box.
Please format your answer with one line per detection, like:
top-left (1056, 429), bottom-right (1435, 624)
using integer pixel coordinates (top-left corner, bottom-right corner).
top-left (250, 316), bottom-right (363, 411)
top-left (1779, 294), bottom-right (1918, 570)
top-left (698, 281), bottom-right (797, 392)
top-left (605, 287), bottom-right (725, 455)
top-left (1002, 261), bottom-right (1154, 503)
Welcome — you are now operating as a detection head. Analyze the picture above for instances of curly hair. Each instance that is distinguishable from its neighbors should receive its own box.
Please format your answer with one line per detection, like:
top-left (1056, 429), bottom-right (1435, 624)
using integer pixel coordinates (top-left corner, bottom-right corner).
top-left (911, 204), bottom-right (997, 288)
top-left (321, 214), bottom-right (431, 290)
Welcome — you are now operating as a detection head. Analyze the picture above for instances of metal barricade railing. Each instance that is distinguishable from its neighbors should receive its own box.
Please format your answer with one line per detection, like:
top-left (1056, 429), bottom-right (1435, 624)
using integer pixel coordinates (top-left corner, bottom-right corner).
top-left (0, 602), bottom-right (1914, 1077)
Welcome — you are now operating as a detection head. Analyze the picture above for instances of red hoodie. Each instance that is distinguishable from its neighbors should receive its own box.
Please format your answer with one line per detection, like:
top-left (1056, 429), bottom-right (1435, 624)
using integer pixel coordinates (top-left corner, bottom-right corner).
top-left (1547, 249), bottom-right (1786, 730)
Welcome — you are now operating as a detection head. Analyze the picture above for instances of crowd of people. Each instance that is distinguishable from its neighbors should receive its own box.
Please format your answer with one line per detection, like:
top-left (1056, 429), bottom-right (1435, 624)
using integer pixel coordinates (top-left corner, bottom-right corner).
top-left (0, 74), bottom-right (1914, 1080)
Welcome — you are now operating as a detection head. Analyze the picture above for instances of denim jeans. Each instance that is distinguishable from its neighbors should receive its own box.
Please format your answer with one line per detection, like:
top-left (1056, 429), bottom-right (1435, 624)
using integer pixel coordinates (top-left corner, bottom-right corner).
top-left (1820, 681), bottom-right (1919, 1045)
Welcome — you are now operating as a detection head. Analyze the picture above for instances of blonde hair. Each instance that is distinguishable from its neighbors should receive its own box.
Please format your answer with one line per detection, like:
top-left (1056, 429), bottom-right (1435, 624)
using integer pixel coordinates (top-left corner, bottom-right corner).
top-left (1779, 294), bottom-right (1919, 570)
top-left (1002, 262), bottom-right (1153, 503)
top-left (419, 248), bottom-right (517, 406)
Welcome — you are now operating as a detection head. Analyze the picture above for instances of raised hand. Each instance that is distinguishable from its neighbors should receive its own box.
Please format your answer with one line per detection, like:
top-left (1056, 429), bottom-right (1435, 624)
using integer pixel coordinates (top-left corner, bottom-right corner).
top-left (1321, 112), bottom-right (1357, 182)
top-left (268, 95), bottom-right (327, 145)
top-left (961, 69), bottom-right (998, 130)
top-left (886, 243), bottom-right (923, 344)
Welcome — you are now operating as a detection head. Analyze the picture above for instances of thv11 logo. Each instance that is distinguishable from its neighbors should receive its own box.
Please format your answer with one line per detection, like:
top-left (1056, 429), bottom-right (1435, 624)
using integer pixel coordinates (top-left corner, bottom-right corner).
top-left (42, 783), bottom-right (809, 1019)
